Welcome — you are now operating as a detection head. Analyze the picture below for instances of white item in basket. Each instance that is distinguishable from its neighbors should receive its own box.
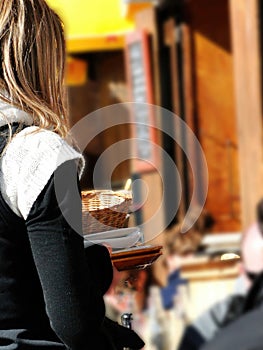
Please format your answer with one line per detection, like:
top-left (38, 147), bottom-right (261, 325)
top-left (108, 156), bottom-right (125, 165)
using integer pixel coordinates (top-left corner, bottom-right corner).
top-left (96, 191), bottom-right (125, 209)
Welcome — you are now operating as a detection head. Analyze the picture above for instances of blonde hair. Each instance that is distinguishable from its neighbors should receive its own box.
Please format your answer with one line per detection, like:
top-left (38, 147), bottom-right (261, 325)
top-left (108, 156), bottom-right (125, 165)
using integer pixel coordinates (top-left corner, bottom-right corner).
top-left (0, 0), bottom-right (69, 138)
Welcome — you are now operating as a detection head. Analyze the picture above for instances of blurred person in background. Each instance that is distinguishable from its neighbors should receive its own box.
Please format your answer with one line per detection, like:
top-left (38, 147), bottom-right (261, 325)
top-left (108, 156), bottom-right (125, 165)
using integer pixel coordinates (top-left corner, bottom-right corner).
top-left (104, 267), bottom-right (132, 323)
top-left (178, 198), bottom-right (263, 350)
top-left (142, 210), bottom-right (214, 350)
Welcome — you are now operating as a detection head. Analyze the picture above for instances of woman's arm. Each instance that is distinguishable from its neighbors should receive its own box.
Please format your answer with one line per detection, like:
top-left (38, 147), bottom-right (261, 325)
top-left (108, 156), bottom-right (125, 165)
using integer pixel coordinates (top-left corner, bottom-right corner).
top-left (25, 160), bottom-right (114, 349)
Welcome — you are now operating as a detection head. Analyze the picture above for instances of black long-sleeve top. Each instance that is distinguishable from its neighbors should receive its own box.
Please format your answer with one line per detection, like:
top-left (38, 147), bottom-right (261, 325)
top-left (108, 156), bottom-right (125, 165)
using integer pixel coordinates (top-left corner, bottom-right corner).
top-left (0, 134), bottom-right (114, 349)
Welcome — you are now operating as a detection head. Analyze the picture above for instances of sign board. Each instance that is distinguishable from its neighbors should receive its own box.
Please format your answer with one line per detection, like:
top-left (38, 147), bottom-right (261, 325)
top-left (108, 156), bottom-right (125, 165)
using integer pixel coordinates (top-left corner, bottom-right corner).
top-left (125, 30), bottom-right (158, 173)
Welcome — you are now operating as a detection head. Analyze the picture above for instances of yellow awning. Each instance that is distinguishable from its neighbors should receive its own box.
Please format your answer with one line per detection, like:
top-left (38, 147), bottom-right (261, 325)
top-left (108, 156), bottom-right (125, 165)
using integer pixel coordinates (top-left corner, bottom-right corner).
top-left (46, 0), bottom-right (140, 53)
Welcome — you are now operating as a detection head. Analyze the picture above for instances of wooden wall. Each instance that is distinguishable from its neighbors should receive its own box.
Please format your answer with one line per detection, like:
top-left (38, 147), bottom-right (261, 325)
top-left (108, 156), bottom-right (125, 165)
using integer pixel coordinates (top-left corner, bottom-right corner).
top-left (67, 0), bottom-right (263, 232)
top-left (229, 0), bottom-right (263, 228)
top-left (131, 2), bottom-right (243, 233)
top-left (68, 51), bottom-right (131, 189)
top-left (167, 0), bottom-right (263, 231)
top-left (181, 0), bottom-right (241, 232)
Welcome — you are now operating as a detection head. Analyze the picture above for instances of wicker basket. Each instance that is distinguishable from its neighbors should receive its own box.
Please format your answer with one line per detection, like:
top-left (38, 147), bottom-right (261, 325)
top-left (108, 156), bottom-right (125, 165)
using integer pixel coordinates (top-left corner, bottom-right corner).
top-left (82, 190), bottom-right (132, 234)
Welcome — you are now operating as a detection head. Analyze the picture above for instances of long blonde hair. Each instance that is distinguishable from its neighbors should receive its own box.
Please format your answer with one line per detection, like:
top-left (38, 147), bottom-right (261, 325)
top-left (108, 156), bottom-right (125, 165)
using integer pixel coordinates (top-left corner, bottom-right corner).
top-left (0, 0), bottom-right (69, 138)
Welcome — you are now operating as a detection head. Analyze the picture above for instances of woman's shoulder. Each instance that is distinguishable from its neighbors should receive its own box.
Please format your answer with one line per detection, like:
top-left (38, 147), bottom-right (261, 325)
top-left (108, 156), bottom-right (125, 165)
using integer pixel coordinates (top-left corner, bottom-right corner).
top-left (11, 125), bottom-right (68, 148)
top-left (6, 125), bottom-right (82, 162)
top-left (0, 125), bottom-right (84, 220)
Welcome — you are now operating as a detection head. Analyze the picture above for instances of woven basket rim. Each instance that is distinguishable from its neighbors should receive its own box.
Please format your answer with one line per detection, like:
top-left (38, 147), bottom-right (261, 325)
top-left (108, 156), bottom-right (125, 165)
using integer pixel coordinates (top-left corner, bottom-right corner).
top-left (81, 189), bottom-right (132, 234)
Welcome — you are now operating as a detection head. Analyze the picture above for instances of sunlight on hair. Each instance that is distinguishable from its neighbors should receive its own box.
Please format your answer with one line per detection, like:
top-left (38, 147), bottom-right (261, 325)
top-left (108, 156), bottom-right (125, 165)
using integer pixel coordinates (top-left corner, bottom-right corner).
top-left (0, 0), bottom-right (69, 138)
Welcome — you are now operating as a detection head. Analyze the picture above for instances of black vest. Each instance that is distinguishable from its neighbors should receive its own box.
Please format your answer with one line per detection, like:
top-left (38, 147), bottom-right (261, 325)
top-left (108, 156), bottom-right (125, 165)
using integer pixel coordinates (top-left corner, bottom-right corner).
top-left (0, 123), bottom-right (58, 338)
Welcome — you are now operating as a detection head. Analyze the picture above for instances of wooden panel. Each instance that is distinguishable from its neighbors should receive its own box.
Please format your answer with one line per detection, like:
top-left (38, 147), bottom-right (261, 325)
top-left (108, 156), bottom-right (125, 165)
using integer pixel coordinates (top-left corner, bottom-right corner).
top-left (95, 51), bottom-right (131, 185)
top-left (163, 18), bottom-right (186, 220)
top-left (183, 0), bottom-right (241, 232)
top-left (163, 18), bottom-right (181, 115)
top-left (229, 0), bottom-right (263, 228)
top-left (140, 171), bottom-right (165, 243)
top-left (131, 8), bottom-right (166, 241)
top-left (68, 51), bottom-right (131, 188)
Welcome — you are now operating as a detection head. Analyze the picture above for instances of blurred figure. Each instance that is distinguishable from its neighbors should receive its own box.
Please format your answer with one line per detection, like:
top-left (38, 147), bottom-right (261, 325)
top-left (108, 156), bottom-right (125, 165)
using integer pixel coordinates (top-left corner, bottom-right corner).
top-left (143, 210), bottom-right (214, 350)
top-left (104, 267), bottom-right (132, 323)
top-left (179, 198), bottom-right (263, 350)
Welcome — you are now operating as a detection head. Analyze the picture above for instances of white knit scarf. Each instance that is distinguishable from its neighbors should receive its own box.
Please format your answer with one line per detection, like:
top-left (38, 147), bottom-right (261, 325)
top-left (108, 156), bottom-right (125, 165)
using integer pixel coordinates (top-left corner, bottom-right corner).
top-left (0, 99), bottom-right (84, 219)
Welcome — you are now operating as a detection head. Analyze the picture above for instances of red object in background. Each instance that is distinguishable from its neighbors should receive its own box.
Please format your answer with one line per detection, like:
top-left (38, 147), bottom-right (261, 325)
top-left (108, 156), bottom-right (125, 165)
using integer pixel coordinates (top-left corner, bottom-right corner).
top-left (106, 35), bottom-right (118, 42)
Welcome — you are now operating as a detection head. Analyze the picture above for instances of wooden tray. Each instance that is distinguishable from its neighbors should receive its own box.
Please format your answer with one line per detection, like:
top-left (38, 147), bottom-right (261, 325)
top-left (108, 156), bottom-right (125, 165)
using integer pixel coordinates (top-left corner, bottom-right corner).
top-left (111, 245), bottom-right (162, 271)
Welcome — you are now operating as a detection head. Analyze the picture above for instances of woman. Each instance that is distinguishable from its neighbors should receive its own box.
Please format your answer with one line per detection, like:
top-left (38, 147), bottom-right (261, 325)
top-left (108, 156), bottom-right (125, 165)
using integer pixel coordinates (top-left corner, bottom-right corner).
top-left (0, 0), bottom-right (144, 349)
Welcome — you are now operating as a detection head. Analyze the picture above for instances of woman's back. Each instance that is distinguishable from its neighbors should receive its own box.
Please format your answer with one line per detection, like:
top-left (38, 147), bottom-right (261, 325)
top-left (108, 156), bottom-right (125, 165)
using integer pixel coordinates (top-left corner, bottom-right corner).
top-left (0, 124), bottom-right (63, 347)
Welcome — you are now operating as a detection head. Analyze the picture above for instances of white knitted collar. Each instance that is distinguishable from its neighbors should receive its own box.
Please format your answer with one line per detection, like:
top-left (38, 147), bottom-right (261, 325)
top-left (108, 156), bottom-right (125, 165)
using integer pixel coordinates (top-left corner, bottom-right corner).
top-left (0, 98), bottom-right (33, 127)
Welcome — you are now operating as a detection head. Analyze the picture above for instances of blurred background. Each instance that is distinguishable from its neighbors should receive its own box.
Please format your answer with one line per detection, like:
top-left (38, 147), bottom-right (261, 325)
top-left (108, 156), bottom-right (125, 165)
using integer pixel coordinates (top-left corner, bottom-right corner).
top-left (47, 0), bottom-right (263, 348)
